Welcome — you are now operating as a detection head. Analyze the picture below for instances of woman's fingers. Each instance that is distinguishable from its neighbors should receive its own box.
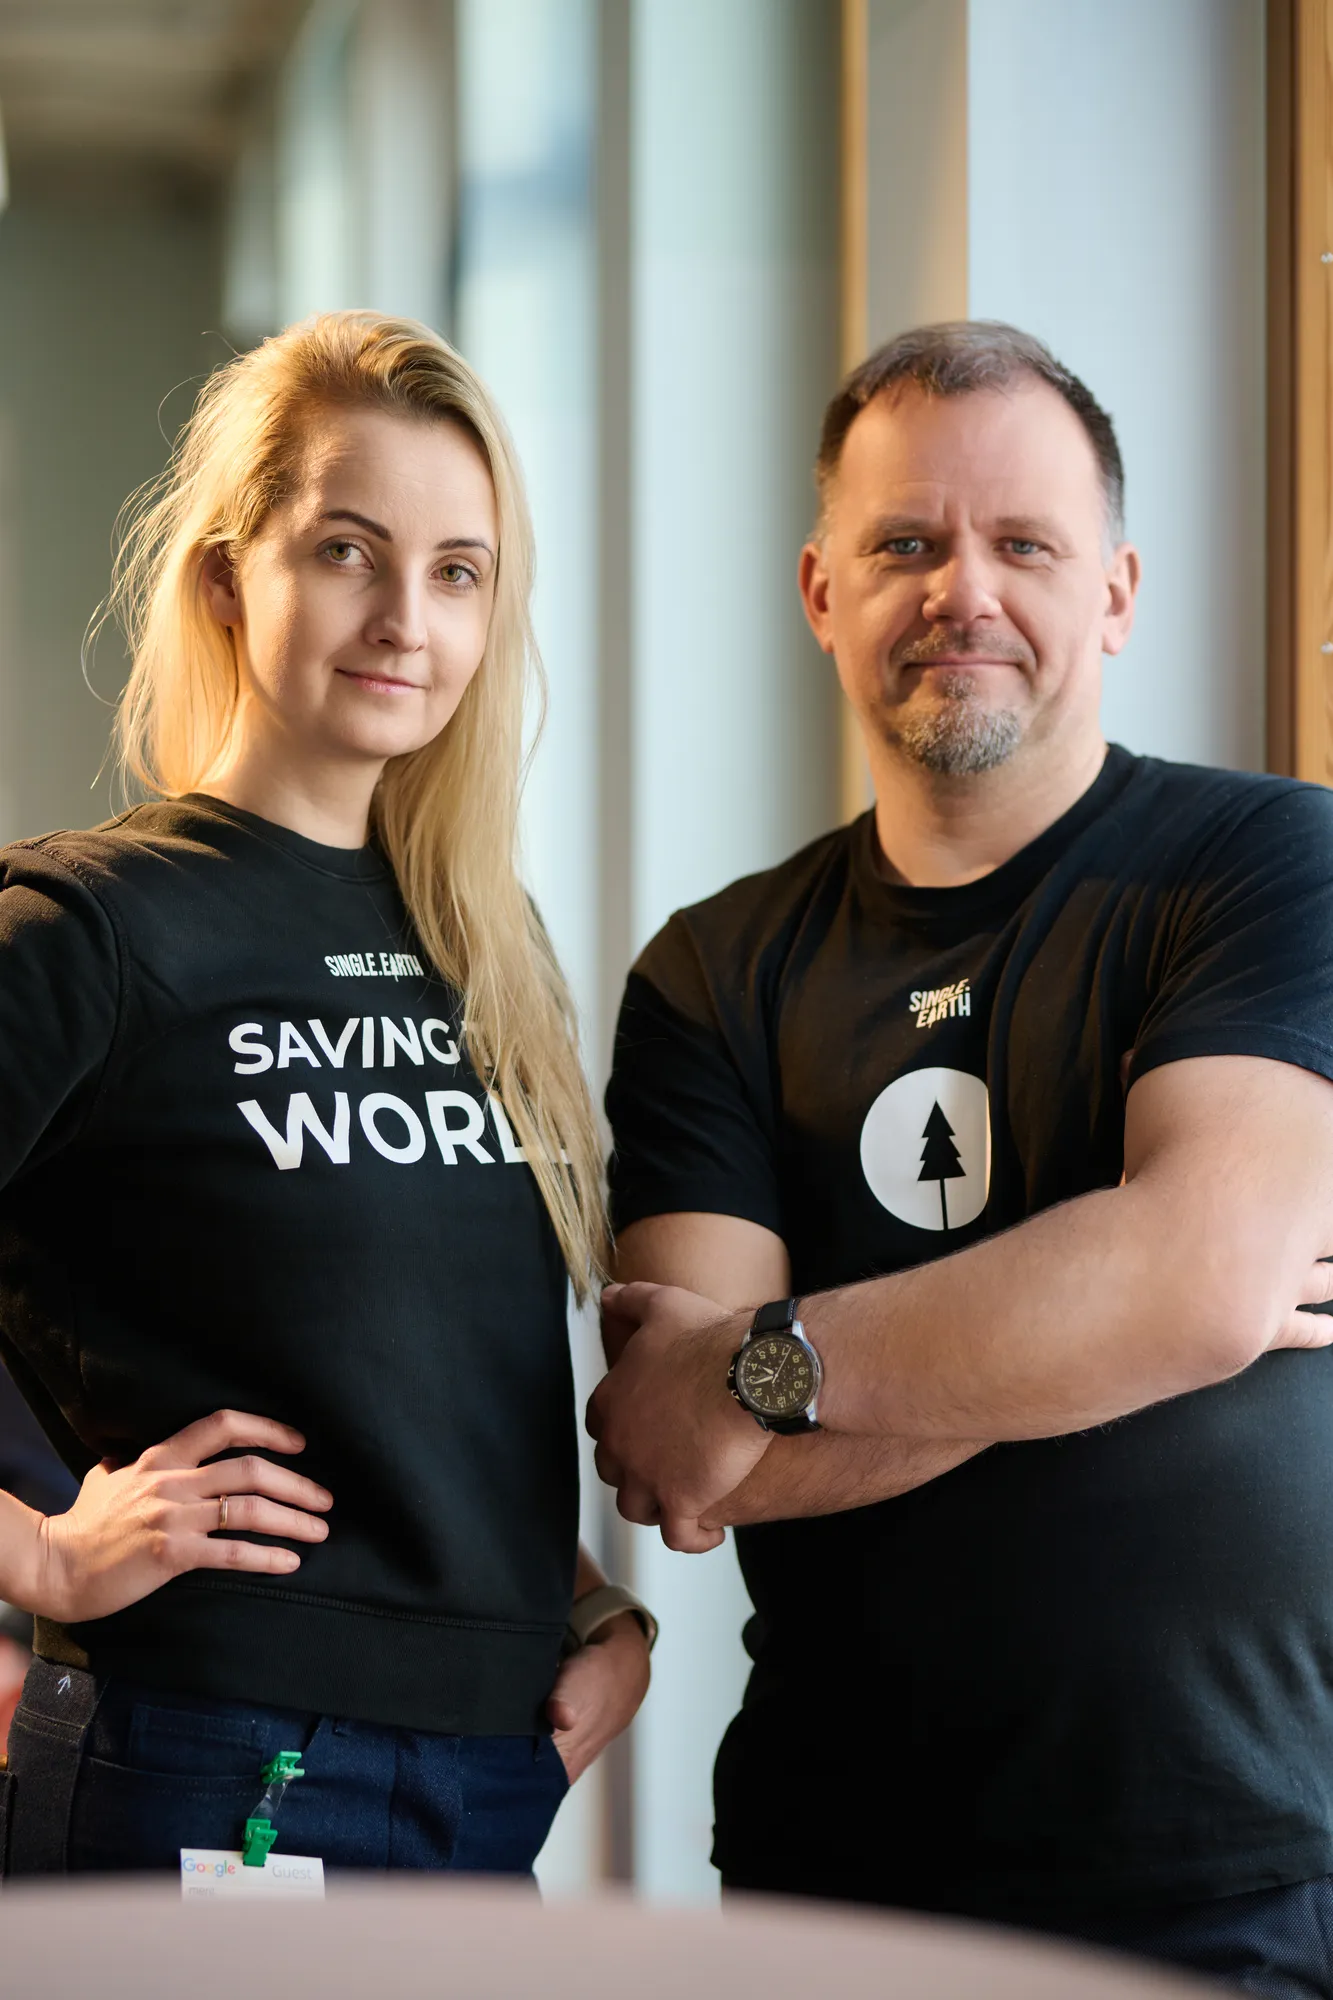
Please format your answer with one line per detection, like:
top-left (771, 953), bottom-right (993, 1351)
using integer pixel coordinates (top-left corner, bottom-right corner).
top-left (191, 1456), bottom-right (332, 1514)
top-left (198, 1494), bottom-right (331, 1543)
top-left (147, 1409), bottom-right (307, 1472)
top-left (195, 1537), bottom-right (305, 1577)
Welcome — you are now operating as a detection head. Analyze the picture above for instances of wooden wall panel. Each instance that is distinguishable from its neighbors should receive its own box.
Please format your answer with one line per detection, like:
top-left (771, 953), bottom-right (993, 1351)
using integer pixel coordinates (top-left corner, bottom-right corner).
top-left (1271, 0), bottom-right (1333, 780)
top-left (839, 0), bottom-right (870, 821)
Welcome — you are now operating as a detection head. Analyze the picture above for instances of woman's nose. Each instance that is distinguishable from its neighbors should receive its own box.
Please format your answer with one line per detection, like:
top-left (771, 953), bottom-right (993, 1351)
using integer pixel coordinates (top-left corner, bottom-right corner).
top-left (364, 582), bottom-right (428, 652)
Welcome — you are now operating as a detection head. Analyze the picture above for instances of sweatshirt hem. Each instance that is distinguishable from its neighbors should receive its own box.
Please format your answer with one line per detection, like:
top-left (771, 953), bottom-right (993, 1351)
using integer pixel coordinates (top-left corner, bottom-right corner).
top-left (39, 1584), bottom-right (567, 1737)
top-left (713, 1831), bottom-right (1333, 1920)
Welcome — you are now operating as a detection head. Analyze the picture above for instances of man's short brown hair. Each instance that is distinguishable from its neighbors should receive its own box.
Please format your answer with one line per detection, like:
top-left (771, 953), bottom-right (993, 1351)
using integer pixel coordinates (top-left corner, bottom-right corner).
top-left (815, 320), bottom-right (1125, 537)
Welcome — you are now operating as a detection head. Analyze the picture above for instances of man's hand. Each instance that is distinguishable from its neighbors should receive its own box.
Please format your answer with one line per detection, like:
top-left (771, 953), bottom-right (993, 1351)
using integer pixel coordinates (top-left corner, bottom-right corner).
top-left (548, 1612), bottom-right (651, 1782)
top-left (587, 1282), bottom-right (772, 1551)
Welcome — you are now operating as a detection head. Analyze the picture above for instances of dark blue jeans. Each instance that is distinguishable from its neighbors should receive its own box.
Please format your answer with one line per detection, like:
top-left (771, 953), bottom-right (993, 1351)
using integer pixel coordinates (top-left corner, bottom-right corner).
top-left (7, 1670), bottom-right (569, 1875)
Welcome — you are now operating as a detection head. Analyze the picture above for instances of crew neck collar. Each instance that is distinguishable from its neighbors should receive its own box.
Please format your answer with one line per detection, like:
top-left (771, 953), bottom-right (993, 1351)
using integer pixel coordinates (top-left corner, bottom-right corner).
top-left (854, 744), bottom-right (1141, 930)
top-left (178, 792), bottom-right (390, 883)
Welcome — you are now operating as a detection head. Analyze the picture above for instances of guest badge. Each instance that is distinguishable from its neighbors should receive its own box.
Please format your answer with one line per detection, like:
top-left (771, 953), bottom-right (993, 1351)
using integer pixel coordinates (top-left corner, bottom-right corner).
top-left (180, 1848), bottom-right (325, 1900)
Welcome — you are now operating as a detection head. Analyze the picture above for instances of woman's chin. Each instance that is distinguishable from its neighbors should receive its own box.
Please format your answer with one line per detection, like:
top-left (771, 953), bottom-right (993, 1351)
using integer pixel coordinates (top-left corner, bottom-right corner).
top-left (338, 728), bottom-right (441, 769)
top-left (314, 709), bottom-right (454, 768)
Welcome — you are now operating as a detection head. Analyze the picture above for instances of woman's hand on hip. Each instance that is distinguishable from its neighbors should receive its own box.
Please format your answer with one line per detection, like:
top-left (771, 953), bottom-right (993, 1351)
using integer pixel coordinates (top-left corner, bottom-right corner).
top-left (547, 1612), bottom-right (651, 1784)
top-left (28, 1409), bottom-right (332, 1624)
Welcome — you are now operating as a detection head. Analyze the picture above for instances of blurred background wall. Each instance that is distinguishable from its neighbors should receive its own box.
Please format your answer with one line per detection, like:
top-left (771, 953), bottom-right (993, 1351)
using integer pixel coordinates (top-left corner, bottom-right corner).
top-left (0, 0), bottom-right (1273, 1903)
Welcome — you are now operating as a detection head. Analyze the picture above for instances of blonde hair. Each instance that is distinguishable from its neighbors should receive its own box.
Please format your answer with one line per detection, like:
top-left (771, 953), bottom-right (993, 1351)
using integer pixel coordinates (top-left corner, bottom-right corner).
top-left (110, 310), bottom-right (608, 1295)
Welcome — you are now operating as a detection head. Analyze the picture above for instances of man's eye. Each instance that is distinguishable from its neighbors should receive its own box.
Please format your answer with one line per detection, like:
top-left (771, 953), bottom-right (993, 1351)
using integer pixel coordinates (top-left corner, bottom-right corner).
top-left (883, 538), bottom-right (927, 557)
top-left (1007, 539), bottom-right (1042, 557)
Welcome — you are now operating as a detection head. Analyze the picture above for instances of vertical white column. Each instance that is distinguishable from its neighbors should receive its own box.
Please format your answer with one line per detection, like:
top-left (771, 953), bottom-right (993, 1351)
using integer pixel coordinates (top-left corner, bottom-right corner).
top-left (349, 0), bottom-right (454, 330)
top-left (274, 0), bottom-right (360, 322)
top-left (630, 0), bottom-right (841, 935)
top-left (453, 0), bottom-right (604, 1896)
top-left (625, 0), bottom-right (839, 1904)
top-left (966, 0), bottom-right (1266, 773)
top-left (455, 0), bottom-right (600, 1052)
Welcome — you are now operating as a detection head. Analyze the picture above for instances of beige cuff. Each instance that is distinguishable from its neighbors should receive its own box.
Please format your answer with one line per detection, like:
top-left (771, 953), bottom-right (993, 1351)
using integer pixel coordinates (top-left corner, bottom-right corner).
top-left (564, 1581), bottom-right (658, 1655)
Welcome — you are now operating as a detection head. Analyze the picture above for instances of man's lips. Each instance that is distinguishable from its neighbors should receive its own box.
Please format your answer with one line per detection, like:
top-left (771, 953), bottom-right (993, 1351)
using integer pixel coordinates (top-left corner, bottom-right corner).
top-left (900, 653), bottom-right (1026, 669)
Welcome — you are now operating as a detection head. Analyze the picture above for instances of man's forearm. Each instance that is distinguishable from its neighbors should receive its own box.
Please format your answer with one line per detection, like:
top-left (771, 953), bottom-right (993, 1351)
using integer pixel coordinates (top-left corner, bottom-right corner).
top-left (702, 1433), bottom-right (988, 1526)
top-left (805, 1176), bottom-right (1299, 1443)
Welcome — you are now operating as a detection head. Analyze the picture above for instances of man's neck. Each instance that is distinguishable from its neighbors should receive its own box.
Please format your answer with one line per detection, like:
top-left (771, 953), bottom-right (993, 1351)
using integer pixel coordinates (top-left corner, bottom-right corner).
top-left (867, 733), bottom-right (1109, 889)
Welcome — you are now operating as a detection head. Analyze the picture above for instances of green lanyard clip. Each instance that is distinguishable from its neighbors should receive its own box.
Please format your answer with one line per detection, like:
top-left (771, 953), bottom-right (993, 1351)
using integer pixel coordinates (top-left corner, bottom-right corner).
top-left (242, 1750), bottom-right (307, 1866)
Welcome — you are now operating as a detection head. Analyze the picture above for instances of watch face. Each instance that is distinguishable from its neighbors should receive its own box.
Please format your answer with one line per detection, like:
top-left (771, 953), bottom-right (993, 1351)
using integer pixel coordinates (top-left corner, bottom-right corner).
top-left (734, 1333), bottom-right (816, 1420)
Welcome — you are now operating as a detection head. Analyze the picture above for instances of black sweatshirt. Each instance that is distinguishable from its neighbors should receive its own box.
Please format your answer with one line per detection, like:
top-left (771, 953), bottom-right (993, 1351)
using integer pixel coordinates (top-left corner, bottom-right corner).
top-left (0, 796), bottom-right (577, 1733)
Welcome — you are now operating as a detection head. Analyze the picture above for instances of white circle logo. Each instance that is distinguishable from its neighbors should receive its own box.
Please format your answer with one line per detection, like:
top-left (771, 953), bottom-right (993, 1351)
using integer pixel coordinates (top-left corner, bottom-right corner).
top-left (859, 1067), bottom-right (991, 1232)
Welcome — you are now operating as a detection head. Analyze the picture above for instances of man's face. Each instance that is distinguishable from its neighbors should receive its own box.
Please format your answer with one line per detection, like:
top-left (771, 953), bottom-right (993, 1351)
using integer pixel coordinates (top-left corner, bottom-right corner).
top-left (800, 380), bottom-right (1139, 778)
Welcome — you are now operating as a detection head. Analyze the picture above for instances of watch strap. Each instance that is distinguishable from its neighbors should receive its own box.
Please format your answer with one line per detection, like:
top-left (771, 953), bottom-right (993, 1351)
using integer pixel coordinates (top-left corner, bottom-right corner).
top-left (749, 1297), bottom-right (799, 1337)
top-left (563, 1582), bottom-right (658, 1658)
top-left (765, 1404), bottom-right (821, 1436)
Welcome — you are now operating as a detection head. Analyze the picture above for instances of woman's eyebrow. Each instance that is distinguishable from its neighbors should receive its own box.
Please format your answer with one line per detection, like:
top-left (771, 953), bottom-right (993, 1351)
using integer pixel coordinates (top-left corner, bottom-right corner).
top-left (320, 509), bottom-right (494, 559)
top-left (321, 507), bottom-right (391, 538)
top-left (435, 535), bottom-right (495, 557)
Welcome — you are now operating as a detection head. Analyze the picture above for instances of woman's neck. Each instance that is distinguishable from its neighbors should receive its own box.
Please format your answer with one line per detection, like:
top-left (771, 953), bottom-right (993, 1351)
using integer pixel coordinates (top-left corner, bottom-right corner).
top-left (200, 741), bottom-right (380, 850)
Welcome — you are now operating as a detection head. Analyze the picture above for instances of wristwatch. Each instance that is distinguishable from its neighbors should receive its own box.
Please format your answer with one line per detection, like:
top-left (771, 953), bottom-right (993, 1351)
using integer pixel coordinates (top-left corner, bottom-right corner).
top-left (562, 1582), bottom-right (658, 1658)
top-left (728, 1297), bottom-right (823, 1435)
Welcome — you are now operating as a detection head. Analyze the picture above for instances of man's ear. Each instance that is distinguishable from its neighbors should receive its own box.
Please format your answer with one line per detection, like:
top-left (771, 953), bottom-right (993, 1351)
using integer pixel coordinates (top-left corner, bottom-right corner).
top-left (798, 539), bottom-right (836, 656)
top-left (200, 544), bottom-right (243, 630)
top-left (1101, 542), bottom-right (1141, 658)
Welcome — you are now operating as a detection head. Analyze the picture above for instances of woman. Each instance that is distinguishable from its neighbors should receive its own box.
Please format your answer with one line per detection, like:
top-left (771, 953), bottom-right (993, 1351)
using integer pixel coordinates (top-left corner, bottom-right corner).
top-left (0, 312), bottom-right (651, 1876)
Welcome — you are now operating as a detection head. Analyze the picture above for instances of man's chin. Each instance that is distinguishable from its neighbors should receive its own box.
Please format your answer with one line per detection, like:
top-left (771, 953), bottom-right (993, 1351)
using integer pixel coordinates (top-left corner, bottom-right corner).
top-left (885, 701), bottom-right (1026, 777)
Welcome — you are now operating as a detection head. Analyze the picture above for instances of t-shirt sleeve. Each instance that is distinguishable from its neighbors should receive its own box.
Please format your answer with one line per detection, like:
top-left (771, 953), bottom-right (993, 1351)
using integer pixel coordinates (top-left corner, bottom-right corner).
top-left (0, 847), bottom-right (122, 1189)
top-left (1130, 785), bottom-right (1333, 1089)
top-left (605, 914), bottom-right (782, 1238)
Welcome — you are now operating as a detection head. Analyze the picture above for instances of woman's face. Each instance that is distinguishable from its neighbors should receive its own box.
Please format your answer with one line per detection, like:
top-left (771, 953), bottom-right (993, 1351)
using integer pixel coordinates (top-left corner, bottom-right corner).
top-left (206, 403), bottom-right (499, 776)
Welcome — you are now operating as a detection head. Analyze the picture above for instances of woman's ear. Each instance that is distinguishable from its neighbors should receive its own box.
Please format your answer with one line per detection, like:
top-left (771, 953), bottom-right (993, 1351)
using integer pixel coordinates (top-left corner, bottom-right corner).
top-left (201, 545), bottom-right (243, 630)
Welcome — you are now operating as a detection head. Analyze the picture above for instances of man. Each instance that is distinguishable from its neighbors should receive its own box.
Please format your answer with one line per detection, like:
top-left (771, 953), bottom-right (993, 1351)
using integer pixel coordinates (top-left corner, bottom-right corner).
top-left (590, 322), bottom-right (1333, 1993)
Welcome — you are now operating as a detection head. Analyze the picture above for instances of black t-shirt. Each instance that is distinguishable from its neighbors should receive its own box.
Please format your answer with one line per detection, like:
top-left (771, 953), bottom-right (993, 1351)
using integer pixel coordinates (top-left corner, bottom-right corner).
top-left (607, 747), bottom-right (1333, 1917)
top-left (0, 796), bottom-right (577, 1734)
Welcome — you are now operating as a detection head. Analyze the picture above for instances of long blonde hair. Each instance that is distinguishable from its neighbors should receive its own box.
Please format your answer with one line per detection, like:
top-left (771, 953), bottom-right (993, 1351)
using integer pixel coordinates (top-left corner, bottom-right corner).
top-left (110, 310), bottom-right (608, 1295)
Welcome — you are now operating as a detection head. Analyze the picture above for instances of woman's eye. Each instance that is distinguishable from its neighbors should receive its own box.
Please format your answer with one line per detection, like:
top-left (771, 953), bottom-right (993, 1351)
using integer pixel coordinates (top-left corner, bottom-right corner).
top-left (438, 562), bottom-right (478, 588)
top-left (321, 539), bottom-right (367, 567)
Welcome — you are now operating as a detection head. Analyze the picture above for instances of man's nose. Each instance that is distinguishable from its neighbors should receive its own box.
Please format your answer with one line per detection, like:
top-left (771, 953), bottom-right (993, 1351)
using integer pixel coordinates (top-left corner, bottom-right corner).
top-left (364, 578), bottom-right (428, 652)
top-left (921, 550), bottom-right (1004, 625)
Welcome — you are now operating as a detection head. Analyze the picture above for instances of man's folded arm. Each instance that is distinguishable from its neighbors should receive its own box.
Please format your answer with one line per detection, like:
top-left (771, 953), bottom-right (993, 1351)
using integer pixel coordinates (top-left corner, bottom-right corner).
top-left (610, 1210), bottom-right (989, 1522)
top-left (799, 1053), bottom-right (1333, 1443)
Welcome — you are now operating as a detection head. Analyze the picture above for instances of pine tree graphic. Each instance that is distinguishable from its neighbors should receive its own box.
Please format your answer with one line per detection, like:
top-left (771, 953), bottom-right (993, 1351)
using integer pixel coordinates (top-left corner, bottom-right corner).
top-left (919, 1100), bottom-right (966, 1229)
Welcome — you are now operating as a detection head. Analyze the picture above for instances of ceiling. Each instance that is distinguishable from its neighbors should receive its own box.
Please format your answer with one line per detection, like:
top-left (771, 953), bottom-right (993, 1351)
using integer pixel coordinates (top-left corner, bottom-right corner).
top-left (0, 0), bottom-right (308, 191)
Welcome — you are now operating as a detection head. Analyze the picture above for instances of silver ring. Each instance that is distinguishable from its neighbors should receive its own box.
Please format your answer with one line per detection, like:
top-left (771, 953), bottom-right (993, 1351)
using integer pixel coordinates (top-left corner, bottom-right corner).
top-left (217, 1494), bottom-right (229, 1534)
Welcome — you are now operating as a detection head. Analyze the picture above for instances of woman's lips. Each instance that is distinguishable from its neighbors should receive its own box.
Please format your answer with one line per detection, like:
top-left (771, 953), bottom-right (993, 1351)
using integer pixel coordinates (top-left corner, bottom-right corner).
top-left (336, 669), bottom-right (423, 694)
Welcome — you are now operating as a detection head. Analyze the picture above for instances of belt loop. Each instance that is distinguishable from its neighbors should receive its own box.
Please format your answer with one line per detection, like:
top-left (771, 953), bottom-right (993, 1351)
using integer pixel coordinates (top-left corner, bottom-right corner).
top-left (3, 1656), bottom-right (102, 1876)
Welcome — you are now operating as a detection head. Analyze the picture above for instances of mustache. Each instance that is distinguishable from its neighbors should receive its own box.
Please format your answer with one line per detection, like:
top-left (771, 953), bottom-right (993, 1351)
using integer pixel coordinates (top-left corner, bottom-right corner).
top-left (893, 630), bottom-right (1034, 670)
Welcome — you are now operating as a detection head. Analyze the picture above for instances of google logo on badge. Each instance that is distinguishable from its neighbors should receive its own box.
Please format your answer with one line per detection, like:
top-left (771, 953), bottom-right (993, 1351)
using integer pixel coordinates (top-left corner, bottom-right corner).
top-left (183, 1856), bottom-right (236, 1877)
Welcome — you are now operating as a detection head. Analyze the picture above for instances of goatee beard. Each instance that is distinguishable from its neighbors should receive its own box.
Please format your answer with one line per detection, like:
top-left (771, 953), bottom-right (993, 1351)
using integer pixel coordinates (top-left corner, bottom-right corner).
top-left (889, 671), bottom-right (1024, 776)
